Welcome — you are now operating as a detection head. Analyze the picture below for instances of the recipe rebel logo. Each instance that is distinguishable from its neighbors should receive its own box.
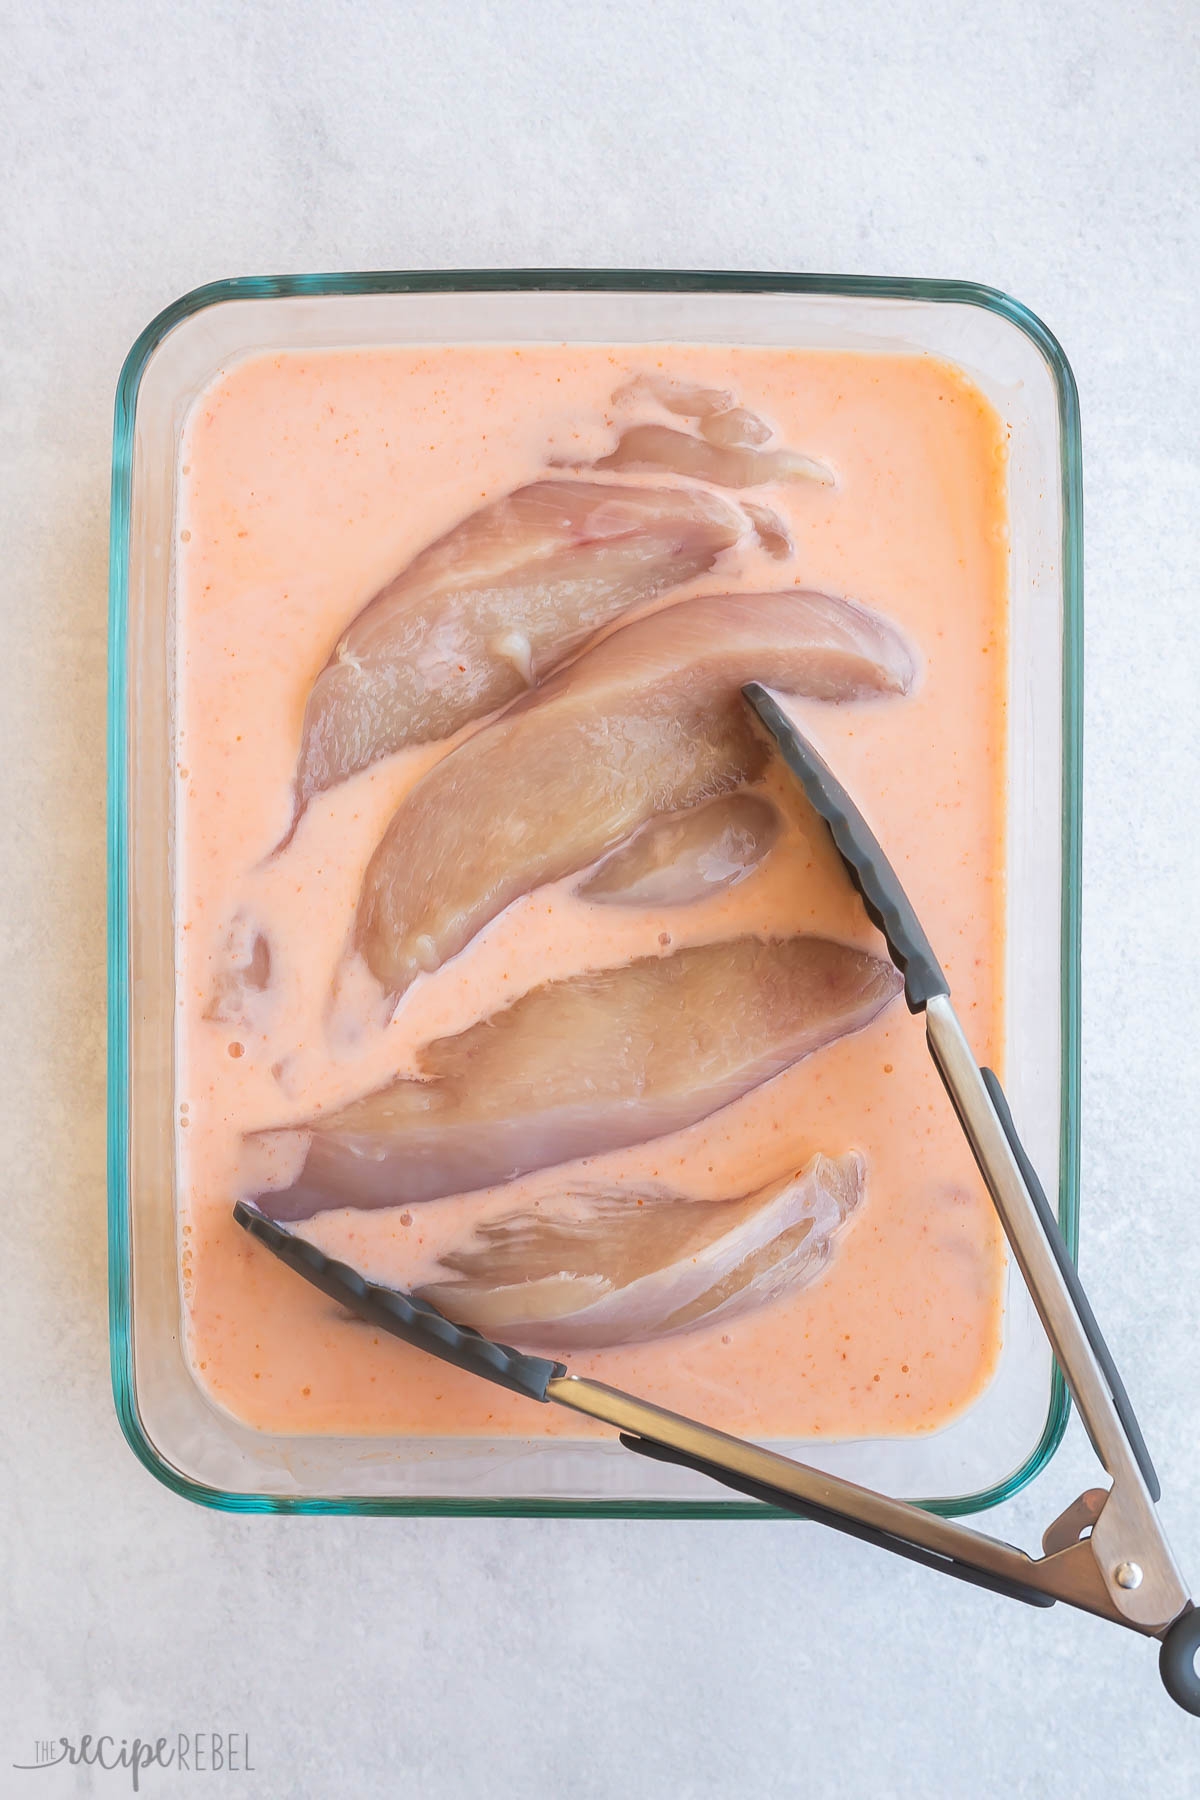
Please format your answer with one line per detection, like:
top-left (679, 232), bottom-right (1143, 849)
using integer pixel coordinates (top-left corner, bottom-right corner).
top-left (12, 1733), bottom-right (254, 1789)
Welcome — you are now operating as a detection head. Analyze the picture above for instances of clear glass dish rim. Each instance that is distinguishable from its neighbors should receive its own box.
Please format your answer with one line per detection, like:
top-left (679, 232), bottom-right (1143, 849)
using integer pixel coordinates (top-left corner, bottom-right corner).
top-left (107, 267), bottom-right (1082, 1517)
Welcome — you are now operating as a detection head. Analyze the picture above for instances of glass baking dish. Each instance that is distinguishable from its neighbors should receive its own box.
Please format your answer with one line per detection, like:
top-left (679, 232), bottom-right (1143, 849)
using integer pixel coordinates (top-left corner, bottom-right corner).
top-left (107, 270), bottom-right (1081, 1516)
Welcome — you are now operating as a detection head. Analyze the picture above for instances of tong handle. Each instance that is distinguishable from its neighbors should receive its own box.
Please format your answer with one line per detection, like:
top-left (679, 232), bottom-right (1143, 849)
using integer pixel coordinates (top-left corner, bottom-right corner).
top-left (1160, 1607), bottom-right (1200, 1715)
top-left (978, 1069), bottom-right (1159, 1501)
top-left (619, 1433), bottom-right (1054, 1608)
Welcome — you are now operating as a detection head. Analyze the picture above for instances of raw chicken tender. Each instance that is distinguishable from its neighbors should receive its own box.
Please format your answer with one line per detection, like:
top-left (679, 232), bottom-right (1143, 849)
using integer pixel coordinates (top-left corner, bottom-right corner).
top-left (283, 479), bottom-right (745, 832)
top-left (596, 424), bottom-right (833, 489)
top-left (252, 935), bottom-right (901, 1220)
top-left (578, 792), bottom-right (781, 907)
top-left (204, 915), bottom-right (273, 1030)
top-left (420, 1152), bottom-right (864, 1349)
top-left (357, 589), bottom-right (916, 999)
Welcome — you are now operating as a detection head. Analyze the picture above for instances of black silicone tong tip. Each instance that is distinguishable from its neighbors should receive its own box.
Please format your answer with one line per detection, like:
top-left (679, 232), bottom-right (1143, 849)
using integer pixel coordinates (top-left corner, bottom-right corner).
top-left (742, 682), bottom-right (948, 1012)
top-left (233, 1200), bottom-right (565, 1402)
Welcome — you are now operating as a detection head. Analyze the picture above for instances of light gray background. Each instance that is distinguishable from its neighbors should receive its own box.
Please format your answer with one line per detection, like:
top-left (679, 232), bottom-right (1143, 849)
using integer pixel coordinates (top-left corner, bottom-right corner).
top-left (3, 1), bottom-right (1198, 1794)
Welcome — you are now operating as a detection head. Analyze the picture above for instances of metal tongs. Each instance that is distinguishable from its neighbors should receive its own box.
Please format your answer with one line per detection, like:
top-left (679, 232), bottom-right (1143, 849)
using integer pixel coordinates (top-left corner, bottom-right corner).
top-left (235, 682), bottom-right (1200, 1714)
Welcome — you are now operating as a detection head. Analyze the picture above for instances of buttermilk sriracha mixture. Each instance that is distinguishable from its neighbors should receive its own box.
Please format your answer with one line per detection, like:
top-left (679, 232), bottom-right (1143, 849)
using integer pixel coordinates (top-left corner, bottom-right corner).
top-left (175, 344), bottom-right (1009, 1441)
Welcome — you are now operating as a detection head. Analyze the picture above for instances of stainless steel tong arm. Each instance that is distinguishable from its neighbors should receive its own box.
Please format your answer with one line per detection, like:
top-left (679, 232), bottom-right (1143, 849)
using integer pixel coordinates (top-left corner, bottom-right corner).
top-left (924, 995), bottom-right (1187, 1633)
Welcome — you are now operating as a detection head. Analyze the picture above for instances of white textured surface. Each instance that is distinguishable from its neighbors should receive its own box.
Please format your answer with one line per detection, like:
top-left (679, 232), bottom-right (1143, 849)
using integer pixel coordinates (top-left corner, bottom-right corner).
top-left (3, 1), bottom-right (1199, 1794)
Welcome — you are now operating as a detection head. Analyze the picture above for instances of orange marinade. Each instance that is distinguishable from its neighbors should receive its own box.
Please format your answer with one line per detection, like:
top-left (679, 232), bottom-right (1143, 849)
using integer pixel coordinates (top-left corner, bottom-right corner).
top-left (175, 344), bottom-right (1008, 1441)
